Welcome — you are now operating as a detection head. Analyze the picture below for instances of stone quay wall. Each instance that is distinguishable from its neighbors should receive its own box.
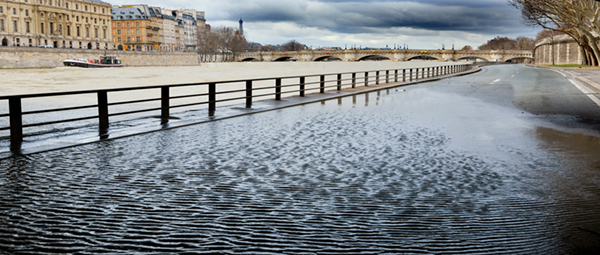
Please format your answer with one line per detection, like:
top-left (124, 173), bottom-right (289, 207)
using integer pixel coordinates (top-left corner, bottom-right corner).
top-left (534, 35), bottom-right (583, 65)
top-left (0, 47), bottom-right (202, 69)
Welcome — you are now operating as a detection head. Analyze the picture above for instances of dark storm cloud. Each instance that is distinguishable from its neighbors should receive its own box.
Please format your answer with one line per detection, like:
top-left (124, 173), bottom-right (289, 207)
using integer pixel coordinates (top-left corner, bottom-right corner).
top-left (222, 0), bottom-right (523, 35)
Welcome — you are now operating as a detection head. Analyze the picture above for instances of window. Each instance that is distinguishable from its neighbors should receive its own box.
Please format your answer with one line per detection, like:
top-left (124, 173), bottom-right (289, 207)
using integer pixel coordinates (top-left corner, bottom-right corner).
top-left (76, 26), bottom-right (80, 36)
top-left (136, 37), bottom-right (140, 43)
top-left (102, 8), bottom-right (105, 14)
top-left (117, 29), bottom-right (121, 35)
top-left (94, 7), bottom-right (96, 12)
top-left (25, 10), bottom-right (29, 16)
top-left (49, 0), bottom-right (52, 5)
top-left (41, 23), bottom-right (44, 33)
top-left (117, 37), bottom-right (121, 42)
top-left (103, 28), bottom-right (106, 39)
top-left (59, 24), bottom-right (62, 35)
top-left (127, 37), bottom-right (131, 43)
top-left (26, 22), bottom-right (30, 33)
top-left (50, 23), bottom-right (53, 34)
top-left (136, 22), bottom-right (140, 27)
top-left (85, 6), bottom-right (87, 11)
top-left (13, 8), bottom-right (16, 15)
top-left (127, 29), bottom-right (130, 35)
top-left (66, 15), bottom-right (69, 21)
top-left (94, 18), bottom-right (97, 24)
top-left (66, 3), bottom-right (68, 9)
top-left (76, 16), bottom-right (79, 22)
top-left (85, 17), bottom-right (88, 23)
top-left (117, 22), bottom-right (121, 27)
top-left (86, 27), bottom-right (89, 37)
top-left (13, 20), bottom-right (17, 32)
top-left (126, 22), bottom-right (130, 27)
top-left (136, 29), bottom-right (140, 34)
top-left (76, 4), bottom-right (78, 10)
top-left (95, 28), bottom-right (98, 38)
top-left (0, 19), bottom-right (4, 32)
top-left (67, 25), bottom-right (70, 36)
top-left (0, 7), bottom-right (3, 14)
top-left (41, 13), bottom-right (44, 17)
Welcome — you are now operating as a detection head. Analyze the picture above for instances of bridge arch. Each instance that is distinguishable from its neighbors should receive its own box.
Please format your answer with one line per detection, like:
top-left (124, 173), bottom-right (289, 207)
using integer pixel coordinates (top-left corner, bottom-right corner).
top-left (505, 57), bottom-right (534, 63)
top-left (314, 56), bottom-right (342, 62)
top-left (407, 55), bottom-right (441, 61)
top-left (455, 56), bottom-right (491, 62)
top-left (273, 56), bottom-right (298, 62)
top-left (358, 55), bottom-right (391, 61)
top-left (241, 57), bottom-right (259, 62)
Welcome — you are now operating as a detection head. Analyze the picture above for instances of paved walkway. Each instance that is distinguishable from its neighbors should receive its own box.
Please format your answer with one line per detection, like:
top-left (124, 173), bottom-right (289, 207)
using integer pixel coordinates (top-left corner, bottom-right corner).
top-left (556, 67), bottom-right (600, 94)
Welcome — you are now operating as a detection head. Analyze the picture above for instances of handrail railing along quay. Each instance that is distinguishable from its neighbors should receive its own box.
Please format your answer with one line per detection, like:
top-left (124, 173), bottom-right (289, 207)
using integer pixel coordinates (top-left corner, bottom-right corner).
top-left (0, 64), bottom-right (473, 152)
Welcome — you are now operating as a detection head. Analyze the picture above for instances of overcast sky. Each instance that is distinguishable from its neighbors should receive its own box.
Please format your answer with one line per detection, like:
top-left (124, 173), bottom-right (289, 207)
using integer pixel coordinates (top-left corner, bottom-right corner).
top-left (111, 0), bottom-right (540, 49)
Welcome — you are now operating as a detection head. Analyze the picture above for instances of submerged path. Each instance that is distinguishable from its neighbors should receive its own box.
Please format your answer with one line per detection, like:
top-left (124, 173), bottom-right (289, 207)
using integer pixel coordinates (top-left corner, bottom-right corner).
top-left (1, 65), bottom-right (600, 254)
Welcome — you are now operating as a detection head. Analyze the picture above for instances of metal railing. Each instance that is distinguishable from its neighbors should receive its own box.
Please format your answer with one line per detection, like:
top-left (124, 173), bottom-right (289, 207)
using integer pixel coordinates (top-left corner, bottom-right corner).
top-left (0, 64), bottom-right (473, 152)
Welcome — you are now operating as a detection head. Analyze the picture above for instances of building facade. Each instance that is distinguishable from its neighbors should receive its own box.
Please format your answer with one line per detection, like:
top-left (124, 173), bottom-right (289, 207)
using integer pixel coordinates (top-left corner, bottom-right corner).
top-left (0, 0), bottom-right (113, 49)
top-left (111, 6), bottom-right (152, 51)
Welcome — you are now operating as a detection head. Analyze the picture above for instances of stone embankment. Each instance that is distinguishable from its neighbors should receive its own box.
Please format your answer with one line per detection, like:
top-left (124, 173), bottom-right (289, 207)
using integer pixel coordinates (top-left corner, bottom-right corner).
top-left (0, 47), bottom-right (203, 68)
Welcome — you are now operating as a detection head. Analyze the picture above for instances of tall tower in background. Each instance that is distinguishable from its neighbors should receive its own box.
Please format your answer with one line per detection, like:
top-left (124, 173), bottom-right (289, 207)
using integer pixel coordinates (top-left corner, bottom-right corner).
top-left (239, 18), bottom-right (244, 36)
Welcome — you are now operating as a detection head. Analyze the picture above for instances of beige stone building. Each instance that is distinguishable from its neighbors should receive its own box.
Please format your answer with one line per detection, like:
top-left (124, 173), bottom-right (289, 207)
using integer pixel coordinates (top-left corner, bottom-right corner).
top-left (0, 0), bottom-right (113, 49)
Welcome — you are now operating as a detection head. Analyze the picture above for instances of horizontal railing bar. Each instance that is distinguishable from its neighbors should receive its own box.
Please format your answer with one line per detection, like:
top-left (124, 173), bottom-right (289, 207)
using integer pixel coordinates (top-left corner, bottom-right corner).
top-left (0, 127), bottom-right (9, 131)
top-left (21, 104), bottom-right (99, 115)
top-left (169, 93), bottom-right (210, 100)
top-left (108, 97), bottom-right (161, 107)
top-left (22, 115), bottom-right (100, 128)
top-left (0, 113), bottom-right (8, 118)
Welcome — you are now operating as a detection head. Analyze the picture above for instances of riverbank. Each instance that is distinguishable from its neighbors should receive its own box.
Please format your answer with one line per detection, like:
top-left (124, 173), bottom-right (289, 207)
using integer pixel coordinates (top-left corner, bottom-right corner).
top-left (0, 47), bottom-right (200, 68)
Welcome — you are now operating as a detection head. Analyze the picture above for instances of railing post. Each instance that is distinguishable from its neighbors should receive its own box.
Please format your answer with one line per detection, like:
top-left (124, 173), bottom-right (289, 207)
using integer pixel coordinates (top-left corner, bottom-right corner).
top-left (161, 87), bottom-right (169, 123)
top-left (208, 83), bottom-right (216, 116)
top-left (300, 77), bottom-right (305, 97)
top-left (337, 74), bottom-right (342, 91)
top-left (8, 97), bottom-right (23, 152)
top-left (415, 69), bottom-right (418, 80)
top-left (376, 71), bottom-right (380, 85)
top-left (97, 91), bottom-right (109, 135)
top-left (364, 72), bottom-right (369, 86)
top-left (276, 78), bottom-right (282, 100)
top-left (422, 68), bottom-right (425, 79)
top-left (320, 75), bottom-right (325, 93)
top-left (246, 80), bottom-right (252, 108)
top-left (427, 68), bottom-right (430, 78)
top-left (386, 70), bottom-right (390, 83)
top-left (352, 73), bottom-right (356, 88)
top-left (410, 69), bottom-right (413, 81)
top-left (395, 70), bottom-right (398, 82)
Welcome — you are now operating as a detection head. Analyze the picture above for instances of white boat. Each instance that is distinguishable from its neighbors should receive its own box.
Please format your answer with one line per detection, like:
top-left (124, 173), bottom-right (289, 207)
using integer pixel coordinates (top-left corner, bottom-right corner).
top-left (63, 56), bottom-right (124, 68)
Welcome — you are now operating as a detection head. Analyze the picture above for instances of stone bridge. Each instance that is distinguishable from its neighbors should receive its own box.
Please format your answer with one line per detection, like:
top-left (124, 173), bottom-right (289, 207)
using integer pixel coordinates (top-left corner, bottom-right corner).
top-left (237, 49), bottom-right (533, 62)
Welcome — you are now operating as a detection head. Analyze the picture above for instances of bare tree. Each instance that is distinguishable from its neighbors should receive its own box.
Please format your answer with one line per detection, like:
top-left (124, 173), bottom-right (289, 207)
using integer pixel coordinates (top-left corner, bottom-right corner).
top-left (461, 45), bottom-right (474, 51)
top-left (509, 0), bottom-right (600, 65)
top-left (281, 40), bottom-right (306, 52)
top-left (197, 26), bottom-right (247, 62)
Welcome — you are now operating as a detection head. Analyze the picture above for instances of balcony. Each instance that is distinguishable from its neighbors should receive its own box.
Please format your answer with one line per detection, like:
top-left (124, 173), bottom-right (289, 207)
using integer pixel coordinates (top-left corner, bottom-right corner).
top-left (147, 33), bottom-right (154, 37)
top-left (152, 27), bottom-right (160, 31)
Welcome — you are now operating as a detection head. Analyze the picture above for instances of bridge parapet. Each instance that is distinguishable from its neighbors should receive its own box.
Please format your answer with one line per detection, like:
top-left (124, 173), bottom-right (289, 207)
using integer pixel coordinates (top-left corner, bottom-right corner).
top-left (238, 49), bottom-right (533, 63)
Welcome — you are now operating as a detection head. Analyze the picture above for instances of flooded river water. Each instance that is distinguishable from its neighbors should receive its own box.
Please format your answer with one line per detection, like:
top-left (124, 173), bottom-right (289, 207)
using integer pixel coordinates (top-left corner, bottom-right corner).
top-left (1, 64), bottom-right (600, 254)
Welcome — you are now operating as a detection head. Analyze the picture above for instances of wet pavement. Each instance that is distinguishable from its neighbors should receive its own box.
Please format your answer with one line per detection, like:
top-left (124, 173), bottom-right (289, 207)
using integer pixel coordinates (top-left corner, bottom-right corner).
top-left (1, 65), bottom-right (600, 254)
